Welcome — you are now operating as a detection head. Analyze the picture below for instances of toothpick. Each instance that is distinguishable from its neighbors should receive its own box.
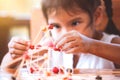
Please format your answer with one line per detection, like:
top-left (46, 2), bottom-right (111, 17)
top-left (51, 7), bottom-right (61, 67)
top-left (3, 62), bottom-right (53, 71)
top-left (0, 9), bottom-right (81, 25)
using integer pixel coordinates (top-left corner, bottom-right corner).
top-left (12, 57), bottom-right (25, 79)
top-left (40, 59), bottom-right (48, 68)
top-left (38, 30), bottom-right (50, 44)
top-left (6, 57), bottom-right (22, 68)
top-left (23, 55), bottom-right (47, 66)
top-left (32, 26), bottom-right (48, 45)
top-left (32, 29), bottom-right (43, 45)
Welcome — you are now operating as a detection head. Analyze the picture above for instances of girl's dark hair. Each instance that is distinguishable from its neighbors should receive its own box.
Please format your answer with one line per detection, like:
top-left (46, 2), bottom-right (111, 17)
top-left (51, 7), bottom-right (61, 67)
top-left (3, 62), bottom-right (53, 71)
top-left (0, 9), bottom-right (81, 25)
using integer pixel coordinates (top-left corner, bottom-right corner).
top-left (104, 0), bottom-right (120, 35)
top-left (41, 0), bottom-right (101, 24)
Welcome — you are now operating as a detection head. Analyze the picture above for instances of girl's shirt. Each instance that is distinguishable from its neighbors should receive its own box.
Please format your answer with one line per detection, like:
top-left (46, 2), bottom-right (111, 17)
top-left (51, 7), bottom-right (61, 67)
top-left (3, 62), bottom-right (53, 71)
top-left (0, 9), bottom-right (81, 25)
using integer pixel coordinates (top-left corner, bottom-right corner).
top-left (49, 33), bottom-right (118, 69)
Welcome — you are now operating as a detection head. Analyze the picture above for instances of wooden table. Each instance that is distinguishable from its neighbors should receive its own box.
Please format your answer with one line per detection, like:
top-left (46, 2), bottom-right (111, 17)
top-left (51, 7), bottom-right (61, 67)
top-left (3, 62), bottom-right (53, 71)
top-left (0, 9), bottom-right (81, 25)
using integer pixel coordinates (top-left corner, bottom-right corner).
top-left (1, 68), bottom-right (120, 80)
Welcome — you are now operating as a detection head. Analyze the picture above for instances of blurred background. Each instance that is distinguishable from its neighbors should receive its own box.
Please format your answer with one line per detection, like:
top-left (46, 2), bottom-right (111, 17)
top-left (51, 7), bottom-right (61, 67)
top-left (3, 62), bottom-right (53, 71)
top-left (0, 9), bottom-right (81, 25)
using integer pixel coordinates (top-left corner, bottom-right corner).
top-left (0, 0), bottom-right (120, 64)
top-left (0, 0), bottom-right (42, 63)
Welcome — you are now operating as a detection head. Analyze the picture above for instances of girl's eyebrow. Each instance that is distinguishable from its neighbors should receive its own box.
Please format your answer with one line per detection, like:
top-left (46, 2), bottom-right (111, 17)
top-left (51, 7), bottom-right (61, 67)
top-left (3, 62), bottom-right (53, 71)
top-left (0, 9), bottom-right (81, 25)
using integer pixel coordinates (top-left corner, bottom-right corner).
top-left (49, 23), bottom-right (61, 27)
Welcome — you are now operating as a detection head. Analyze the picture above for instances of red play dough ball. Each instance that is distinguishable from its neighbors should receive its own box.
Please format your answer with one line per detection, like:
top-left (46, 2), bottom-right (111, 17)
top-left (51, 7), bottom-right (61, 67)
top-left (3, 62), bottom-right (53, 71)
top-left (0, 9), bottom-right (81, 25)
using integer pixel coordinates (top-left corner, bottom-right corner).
top-left (30, 67), bottom-right (35, 73)
top-left (53, 47), bottom-right (61, 51)
top-left (48, 24), bottom-right (53, 29)
top-left (29, 45), bottom-right (35, 49)
top-left (52, 67), bottom-right (59, 74)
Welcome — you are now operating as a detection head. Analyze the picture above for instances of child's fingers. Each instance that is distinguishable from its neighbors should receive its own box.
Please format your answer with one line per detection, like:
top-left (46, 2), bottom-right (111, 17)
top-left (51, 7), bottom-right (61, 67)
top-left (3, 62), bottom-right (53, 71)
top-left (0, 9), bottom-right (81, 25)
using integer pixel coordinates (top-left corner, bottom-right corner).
top-left (55, 35), bottom-right (73, 48)
top-left (8, 37), bottom-right (29, 58)
top-left (54, 30), bottom-right (77, 45)
top-left (54, 33), bottom-right (70, 45)
top-left (11, 53), bottom-right (22, 59)
top-left (8, 41), bottom-right (29, 51)
top-left (64, 46), bottom-right (80, 54)
top-left (61, 40), bottom-right (77, 51)
top-left (9, 47), bottom-right (28, 59)
top-left (10, 37), bottom-right (29, 46)
top-left (55, 34), bottom-right (78, 50)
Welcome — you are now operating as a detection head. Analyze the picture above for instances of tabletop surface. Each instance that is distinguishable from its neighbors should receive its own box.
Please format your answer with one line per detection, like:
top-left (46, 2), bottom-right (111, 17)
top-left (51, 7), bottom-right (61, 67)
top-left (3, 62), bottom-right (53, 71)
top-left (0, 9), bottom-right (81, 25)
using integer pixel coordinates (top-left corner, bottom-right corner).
top-left (1, 68), bottom-right (120, 80)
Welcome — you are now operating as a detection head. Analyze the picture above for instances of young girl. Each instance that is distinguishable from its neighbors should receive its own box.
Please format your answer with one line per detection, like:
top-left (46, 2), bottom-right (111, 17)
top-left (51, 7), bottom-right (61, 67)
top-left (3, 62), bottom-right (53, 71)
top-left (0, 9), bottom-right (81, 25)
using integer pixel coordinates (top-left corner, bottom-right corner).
top-left (1, 0), bottom-right (120, 73)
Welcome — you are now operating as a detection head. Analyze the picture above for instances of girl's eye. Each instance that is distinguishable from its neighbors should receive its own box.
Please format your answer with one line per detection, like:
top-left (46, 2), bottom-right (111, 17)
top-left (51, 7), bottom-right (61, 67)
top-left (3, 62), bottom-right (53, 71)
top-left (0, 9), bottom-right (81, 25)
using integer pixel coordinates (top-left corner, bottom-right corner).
top-left (53, 25), bottom-right (60, 29)
top-left (71, 21), bottom-right (80, 26)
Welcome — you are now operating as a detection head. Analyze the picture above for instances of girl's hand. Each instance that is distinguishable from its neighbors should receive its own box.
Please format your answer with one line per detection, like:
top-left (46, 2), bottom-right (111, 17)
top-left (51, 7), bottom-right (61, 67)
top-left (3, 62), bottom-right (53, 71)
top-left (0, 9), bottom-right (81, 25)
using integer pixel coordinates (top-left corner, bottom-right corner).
top-left (1, 47), bottom-right (48, 74)
top-left (8, 37), bottom-right (29, 59)
top-left (55, 30), bottom-right (92, 54)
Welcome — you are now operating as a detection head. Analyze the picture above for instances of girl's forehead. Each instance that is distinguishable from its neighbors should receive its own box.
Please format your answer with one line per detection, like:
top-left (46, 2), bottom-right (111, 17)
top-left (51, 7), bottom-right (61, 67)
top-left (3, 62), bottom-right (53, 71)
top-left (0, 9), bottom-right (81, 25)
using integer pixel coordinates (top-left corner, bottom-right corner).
top-left (47, 8), bottom-right (90, 24)
top-left (47, 7), bottom-right (88, 18)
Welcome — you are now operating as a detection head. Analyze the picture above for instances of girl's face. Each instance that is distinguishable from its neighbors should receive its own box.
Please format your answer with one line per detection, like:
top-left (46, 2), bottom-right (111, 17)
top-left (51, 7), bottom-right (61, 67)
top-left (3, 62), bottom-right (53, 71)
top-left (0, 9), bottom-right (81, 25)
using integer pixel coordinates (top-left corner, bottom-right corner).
top-left (48, 8), bottom-right (97, 40)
